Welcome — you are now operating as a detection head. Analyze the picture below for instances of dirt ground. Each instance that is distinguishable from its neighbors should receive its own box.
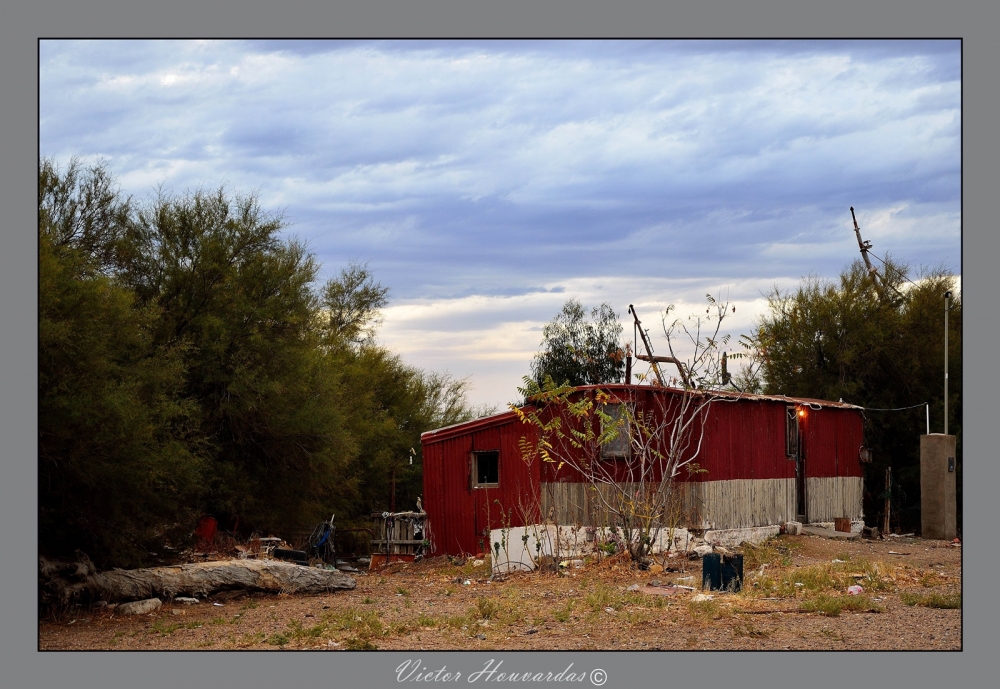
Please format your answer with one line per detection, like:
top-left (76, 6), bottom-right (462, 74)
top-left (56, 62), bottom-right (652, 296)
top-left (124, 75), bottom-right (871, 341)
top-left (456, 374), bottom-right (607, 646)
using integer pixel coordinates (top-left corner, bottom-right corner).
top-left (39, 534), bottom-right (961, 651)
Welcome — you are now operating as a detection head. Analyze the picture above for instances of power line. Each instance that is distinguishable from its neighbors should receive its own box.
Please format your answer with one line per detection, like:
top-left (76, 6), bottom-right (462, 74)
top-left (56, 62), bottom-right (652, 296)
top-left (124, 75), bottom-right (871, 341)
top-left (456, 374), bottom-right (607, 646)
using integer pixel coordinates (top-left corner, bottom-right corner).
top-left (867, 251), bottom-right (922, 290)
top-left (860, 403), bottom-right (927, 412)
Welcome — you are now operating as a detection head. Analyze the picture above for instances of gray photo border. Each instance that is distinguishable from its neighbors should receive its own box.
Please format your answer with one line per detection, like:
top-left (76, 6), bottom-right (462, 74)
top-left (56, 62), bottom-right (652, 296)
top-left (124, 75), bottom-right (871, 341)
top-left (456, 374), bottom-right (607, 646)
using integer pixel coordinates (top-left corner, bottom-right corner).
top-left (5, 1), bottom-right (996, 688)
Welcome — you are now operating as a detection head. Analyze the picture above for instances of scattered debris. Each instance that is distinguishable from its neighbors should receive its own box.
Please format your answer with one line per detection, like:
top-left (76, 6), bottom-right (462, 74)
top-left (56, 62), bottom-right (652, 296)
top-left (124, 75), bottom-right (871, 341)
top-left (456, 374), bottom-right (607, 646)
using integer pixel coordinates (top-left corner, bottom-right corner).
top-left (472, 559), bottom-right (485, 568)
top-left (627, 584), bottom-right (640, 592)
top-left (649, 564), bottom-right (664, 575)
top-left (526, 628), bottom-right (538, 635)
top-left (175, 597), bottom-right (200, 605)
top-left (691, 594), bottom-right (713, 602)
top-left (847, 585), bottom-right (864, 595)
top-left (463, 580), bottom-right (472, 586)
top-left (476, 634), bottom-right (487, 640)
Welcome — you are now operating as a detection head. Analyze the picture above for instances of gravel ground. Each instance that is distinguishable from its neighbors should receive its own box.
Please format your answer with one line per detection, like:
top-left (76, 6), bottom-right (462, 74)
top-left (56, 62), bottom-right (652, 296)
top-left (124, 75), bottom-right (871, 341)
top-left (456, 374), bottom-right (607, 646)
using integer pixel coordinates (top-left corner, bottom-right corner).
top-left (39, 534), bottom-right (961, 651)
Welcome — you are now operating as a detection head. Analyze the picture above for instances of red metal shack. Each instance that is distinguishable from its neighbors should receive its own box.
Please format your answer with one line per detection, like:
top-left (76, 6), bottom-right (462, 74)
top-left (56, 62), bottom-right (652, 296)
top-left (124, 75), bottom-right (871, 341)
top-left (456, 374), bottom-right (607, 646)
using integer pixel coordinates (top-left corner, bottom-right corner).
top-left (421, 384), bottom-right (865, 556)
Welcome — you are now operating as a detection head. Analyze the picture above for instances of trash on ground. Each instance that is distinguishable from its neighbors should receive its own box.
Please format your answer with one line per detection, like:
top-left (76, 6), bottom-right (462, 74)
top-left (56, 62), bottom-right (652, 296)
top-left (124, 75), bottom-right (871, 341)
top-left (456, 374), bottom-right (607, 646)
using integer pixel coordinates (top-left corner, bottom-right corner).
top-left (847, 585), bottom-right (864, 595)
top-left (691, 593), bottom-right (713, 602)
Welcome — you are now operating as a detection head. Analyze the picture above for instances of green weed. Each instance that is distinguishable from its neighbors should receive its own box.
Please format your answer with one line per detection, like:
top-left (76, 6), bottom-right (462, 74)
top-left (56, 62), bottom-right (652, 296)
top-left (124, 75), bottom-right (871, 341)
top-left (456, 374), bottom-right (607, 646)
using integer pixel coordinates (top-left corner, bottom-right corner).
top-left (553, 600), bottom-right (574, 623)
top-left (287, 619), bottom-right (330, 640)
top-left (731, 619), bottom-right (771, 638)
top-left (688, 599), bottom-right (729, 621)
top-left (324, 607), bottom-right (384, 639)
top-left (343, 636), bottom-right (378, 650)
top-left (473, 596), bottom-right (503, 621)
top-left (900, 592), bottom-right (961, 609)
top-left (799, 594), bottom-right (883, 616)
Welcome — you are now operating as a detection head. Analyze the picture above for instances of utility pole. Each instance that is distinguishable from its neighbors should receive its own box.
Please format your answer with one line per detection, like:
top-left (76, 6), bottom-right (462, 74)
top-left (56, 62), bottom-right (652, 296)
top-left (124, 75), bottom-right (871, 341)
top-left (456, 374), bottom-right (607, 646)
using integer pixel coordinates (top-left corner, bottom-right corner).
top-left (850, 207), bottom-right (886, 299)
top-left (944, 290), bottom-right (951, 435)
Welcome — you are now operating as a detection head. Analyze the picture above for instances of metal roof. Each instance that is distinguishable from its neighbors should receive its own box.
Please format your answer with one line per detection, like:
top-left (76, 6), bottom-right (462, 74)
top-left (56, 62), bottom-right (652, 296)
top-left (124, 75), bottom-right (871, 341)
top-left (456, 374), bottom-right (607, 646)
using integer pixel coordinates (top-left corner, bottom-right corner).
top-left (420, 384), bottom-right (863, 444)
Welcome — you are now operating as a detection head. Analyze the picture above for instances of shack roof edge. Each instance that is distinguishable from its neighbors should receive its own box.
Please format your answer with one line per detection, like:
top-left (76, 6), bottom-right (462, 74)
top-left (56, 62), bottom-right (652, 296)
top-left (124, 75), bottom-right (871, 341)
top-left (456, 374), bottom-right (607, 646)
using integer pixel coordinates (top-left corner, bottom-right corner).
top-left (420, 384), bottom-right (863, 445)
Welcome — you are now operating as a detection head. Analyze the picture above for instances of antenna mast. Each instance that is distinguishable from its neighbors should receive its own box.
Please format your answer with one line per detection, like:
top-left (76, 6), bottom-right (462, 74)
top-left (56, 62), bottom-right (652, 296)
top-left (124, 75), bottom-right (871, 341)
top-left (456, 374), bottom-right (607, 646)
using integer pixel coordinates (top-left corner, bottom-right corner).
top-left (629, 304), bottom-right (691, 387)
top-left (628, 304), bottom-right (664, 386)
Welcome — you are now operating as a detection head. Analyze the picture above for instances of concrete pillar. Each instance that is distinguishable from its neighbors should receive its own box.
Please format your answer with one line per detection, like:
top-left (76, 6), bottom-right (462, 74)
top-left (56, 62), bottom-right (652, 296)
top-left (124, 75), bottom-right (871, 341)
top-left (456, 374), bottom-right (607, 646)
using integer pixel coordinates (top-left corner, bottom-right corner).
top-left (920, 434), bottom-right (957, 540)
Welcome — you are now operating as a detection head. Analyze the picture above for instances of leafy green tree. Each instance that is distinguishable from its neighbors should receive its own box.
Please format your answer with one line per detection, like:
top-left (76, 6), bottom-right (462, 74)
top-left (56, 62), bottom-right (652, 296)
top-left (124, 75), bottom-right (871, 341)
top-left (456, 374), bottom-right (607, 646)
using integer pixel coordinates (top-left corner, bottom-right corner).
top-left (38, 158), bottom-right (483, 567)
top-left (125, 187), bottom-right (357, 532)
top-left (39, 160), bottom-right (206, 568)
top-left (530, 299), bottom-right (625, 387)
top-left (754, 258), bottom-right (961, 532)
top-left (321, 262), bottom-right (390, 346)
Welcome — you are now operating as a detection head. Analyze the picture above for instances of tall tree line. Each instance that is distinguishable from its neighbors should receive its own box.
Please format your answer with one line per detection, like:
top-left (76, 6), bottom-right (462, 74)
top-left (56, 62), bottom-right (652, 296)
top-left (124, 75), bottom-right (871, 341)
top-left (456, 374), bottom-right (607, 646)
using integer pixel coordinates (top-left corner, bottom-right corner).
top-left (753, 258), bottom-right (962, 533)
top-left (39, 159), bottom-right (480, 568)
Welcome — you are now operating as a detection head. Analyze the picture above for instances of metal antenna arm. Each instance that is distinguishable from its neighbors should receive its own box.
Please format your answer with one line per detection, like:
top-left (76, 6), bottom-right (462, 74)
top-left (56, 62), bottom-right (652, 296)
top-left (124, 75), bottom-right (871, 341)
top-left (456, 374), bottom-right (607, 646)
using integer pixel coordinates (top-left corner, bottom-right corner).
top-left (628, 304), bottom-right (664, 386)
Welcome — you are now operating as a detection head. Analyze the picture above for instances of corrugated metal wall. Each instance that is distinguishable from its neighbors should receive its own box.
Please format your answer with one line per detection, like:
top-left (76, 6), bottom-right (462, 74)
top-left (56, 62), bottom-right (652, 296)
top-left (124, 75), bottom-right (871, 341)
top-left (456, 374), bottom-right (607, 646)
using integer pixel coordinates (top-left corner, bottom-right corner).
top-left (423, 389), bottom-right (866, 554)
top-left (422, 414), bottom-right (540, 556)
top-left (799, 406), bottom-right (864, 478)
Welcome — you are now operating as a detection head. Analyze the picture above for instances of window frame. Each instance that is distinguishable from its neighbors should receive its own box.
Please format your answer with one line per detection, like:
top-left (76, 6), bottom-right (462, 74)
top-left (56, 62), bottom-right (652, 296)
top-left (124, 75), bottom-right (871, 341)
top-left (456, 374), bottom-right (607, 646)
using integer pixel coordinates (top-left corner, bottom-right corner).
top-left (599, 402), bottom-right (630, 460)
top-left (470, 450), bottom-right (500, 489)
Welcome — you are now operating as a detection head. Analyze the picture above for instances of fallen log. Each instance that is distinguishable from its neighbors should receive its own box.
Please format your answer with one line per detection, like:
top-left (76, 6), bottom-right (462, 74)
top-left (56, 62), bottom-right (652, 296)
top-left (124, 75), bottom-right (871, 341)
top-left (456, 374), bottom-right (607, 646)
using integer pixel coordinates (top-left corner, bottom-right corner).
top-left (40, 551), bottom-right (355, 606)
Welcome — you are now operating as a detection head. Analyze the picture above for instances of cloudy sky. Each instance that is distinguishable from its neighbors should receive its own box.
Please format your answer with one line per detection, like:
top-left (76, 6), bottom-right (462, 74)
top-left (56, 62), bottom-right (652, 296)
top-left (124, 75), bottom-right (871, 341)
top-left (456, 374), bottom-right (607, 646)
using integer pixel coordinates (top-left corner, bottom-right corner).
top-left (39, 39), bottom-right (961, 409)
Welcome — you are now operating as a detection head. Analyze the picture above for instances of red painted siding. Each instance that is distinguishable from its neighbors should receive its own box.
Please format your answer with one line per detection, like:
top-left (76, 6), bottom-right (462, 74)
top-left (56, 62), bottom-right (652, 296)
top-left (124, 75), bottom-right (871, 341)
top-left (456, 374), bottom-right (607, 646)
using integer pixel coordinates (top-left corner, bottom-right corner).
top-left (422, 385), bottom-right (864, 555)
top-left (422, 415), bottom-right (539, 556)
top-left (694, 399), bottom-right (796, 482)
top-left (799, 406), bottom-right (864, 479)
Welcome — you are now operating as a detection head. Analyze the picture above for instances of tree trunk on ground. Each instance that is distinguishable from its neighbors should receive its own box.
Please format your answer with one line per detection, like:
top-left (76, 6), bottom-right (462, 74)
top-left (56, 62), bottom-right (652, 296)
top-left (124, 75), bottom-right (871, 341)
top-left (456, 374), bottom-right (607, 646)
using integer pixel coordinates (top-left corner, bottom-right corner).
top-left (40, 551), bottom-right (355, 606)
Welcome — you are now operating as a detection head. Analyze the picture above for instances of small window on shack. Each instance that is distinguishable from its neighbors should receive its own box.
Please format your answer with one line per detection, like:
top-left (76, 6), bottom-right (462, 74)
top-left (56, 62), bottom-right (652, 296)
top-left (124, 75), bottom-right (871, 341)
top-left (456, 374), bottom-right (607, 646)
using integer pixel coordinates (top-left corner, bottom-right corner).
top-left (471, 451), bottom-right (499, 488)
top-left (786, 406), bottom-right (799, 458)
top-left (600, 403), bottom-right (629, 459)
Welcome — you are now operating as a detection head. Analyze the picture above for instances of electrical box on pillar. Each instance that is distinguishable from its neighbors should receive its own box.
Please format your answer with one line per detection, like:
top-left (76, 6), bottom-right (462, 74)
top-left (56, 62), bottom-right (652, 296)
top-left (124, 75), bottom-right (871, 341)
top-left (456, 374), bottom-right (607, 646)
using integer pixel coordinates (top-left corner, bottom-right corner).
top-left (920, 434), bottom-right (957, 540)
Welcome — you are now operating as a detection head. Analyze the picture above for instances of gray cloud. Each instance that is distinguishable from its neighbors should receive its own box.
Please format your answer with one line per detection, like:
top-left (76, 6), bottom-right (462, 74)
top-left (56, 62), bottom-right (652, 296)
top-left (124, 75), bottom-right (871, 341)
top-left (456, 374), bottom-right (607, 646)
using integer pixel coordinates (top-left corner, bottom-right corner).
top-left (41, 38), bottom-right (960, 298)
